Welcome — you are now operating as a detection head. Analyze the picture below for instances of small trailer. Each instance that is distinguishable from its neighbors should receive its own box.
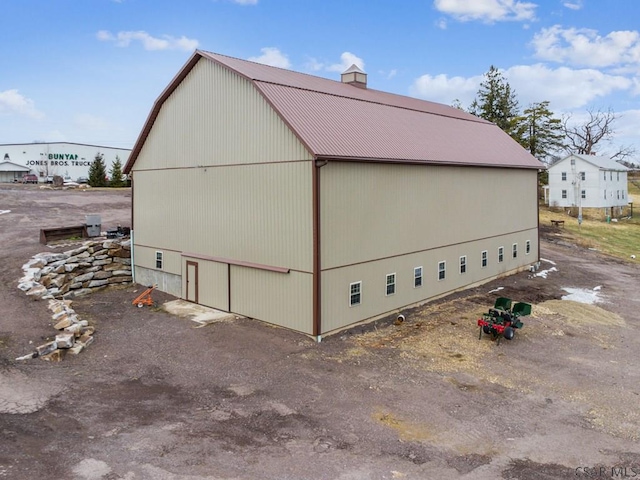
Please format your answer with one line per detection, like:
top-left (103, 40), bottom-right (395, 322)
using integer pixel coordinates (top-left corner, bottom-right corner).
top-left (477, 297), bottom-right (531, 344)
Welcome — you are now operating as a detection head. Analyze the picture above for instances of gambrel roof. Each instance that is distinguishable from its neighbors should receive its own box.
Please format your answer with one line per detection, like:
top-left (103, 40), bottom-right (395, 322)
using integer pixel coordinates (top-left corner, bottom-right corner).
top-left (125, 50), bottom-right (543, 173)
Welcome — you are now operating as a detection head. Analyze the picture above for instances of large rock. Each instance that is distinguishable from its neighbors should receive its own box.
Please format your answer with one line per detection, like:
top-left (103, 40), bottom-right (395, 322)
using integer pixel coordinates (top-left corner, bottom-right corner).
top-left (34, 252), bottom-right (69, 263)
top-left (68, 282), bottom-right (83, 290)
top-left (41, 349), bottom-right (66, 362)
top-left (88, 279), bottom-right (109, 288)
top-left (112, 257), bottom-right (131, 265)
top-left (70, 288), bottom-right (94, 298)
top-left (108, 276), bottom-right (132, 284)
top-left (55, 333), bottom-right (75, 349)
top-left (108, 248), bottom-right (130, 258)
top-left (53, 264), bottom-right (66, 274)
top-left (102, 240), bottom-right (120, 249)
top-left (54, 315), bottom-right (73, 330)
top-left (64, 263), bottom-right (79, 272)
top-left (93, 271), bottom-right (113, 280)
top-left (65, 245), bottom-right (90, 257)
top-left (26, 285), bottom-right (47, 297)
top-left (74, 272), bottom-right (95, 283)
top-left (93, 259), bottom-right (113, 266)
top-left (18, 280), bottom-right (37, 292)
top-left (51, 275), bottom-right (66, 288)
top-left (23, 258), bottom-right (46, 269)
top-left (112, 269), bottom-right (131, 277)
top-left (36, 341), bottom-right (57, 356)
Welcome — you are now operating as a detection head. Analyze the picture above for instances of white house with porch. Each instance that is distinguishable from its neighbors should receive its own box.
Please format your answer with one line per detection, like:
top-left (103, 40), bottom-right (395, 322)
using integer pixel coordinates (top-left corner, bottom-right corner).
top-left (547, 154), bottom-right (629, 215)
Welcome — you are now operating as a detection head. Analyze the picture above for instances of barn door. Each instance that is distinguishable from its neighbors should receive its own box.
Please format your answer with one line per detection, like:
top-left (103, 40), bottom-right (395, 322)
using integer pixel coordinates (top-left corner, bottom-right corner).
top-left (186, 261), bottom-right (199, 303)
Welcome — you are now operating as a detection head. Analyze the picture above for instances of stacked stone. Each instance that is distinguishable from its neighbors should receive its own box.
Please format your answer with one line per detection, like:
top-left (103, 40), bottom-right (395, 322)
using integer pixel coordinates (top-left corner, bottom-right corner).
top-left (17, 299), bottom-right (96, 362)
top-left (16, 237), bottom-right (132, 362)
top-left (18, 238), bottom-right (132, 300)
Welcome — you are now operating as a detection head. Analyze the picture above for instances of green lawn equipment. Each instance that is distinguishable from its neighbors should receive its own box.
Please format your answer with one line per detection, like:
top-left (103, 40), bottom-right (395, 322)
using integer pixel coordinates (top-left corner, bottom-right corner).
top-left (477, 297), bottom-right (531, 344)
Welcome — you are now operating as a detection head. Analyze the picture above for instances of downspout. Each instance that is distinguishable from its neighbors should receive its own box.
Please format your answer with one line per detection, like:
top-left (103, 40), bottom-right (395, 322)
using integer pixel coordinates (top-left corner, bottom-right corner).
top-left (130, 173), bottom-right (135, 283)
top-left (312, 159), bottom-right (328, 342)
top-left (537, 169), bottom-right (541, 264)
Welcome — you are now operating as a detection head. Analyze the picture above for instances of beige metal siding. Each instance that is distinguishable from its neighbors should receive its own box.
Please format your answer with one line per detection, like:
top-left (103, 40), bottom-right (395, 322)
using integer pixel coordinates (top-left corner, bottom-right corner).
top-left (321, 230), bottom-right (537, 333)
top-left (182, 257), bottom-right (229, 310)
top-left (132, 58), bottom-right (312, 172)
top-left (132, 162), bottom-right (313, 273)
top-left (321, 163), bottom-right (538, 269)
top-left (134, 245), bottom-right (181, 275)
top-left (231, 267), bottom-right (314, 335)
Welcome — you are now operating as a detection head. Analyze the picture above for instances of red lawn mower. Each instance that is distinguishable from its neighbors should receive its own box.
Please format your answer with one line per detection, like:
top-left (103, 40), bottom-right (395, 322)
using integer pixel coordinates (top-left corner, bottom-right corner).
top-left (477, 297), bottom-right (531, 344)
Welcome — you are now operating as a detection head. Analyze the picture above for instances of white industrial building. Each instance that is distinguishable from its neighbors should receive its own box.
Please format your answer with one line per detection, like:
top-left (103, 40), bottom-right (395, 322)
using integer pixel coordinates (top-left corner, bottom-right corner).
top-left (124, 50), bottom-right (543, 339)
top-left (0, 142), bottom-right (131, 183)
top-left (547, 154), bottom-right (629, 216)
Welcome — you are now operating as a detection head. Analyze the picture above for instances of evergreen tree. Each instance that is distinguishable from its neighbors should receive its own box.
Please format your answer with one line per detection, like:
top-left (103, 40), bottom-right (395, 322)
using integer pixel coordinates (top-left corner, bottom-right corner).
top-left (469, 66), bottom-right (523, 144)
top-left (109, 156), bottom-right (124, 187)
top-left (88, 153), bottom-right (107, 187)
top-left (519, 101), bottom-right (565, 163)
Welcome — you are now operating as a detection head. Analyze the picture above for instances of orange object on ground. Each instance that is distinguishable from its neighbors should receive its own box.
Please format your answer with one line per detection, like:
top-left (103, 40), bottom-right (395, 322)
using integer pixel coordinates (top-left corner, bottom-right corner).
top-left (132, 285), bottom-right (156, 308)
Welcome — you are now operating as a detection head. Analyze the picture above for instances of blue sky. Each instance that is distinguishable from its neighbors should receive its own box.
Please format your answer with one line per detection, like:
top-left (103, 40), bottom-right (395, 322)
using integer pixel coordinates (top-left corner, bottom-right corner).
top-left (1, 0), bottom-right (639, 159)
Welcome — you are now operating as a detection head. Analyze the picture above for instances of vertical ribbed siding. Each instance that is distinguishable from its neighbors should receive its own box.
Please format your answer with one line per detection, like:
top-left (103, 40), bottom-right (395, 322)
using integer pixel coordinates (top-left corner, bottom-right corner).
top-left (182, 257), bottom-right (229, 311)
top-left (132, 59), bottom-right (312, 171)
top-left (133, 162), bottom-right (313, 274)
top-left (320, 163), bottom-right (538, 270)
top-left (231, 267), bottom-right (314, 335)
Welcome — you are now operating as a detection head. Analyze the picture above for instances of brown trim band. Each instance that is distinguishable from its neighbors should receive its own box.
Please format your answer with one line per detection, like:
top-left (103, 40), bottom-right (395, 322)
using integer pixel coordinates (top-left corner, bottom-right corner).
top-left (314, 155), bottom-right (542, 170)
top-left (181, 252), bottom-right (290, 274)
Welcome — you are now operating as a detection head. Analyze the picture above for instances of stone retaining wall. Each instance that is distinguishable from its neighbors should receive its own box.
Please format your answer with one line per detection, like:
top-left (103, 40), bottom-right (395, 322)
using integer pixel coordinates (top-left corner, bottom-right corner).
top-left (15, 238), bottom-right (132, 362)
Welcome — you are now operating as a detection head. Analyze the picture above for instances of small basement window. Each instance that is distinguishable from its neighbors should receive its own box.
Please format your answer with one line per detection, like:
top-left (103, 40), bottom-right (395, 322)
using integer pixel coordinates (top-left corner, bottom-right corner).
top-left (155, 251), bottom-right (163, 269)
top-left (414, 266), bottom-right (423, 288)
top-left (349, 281), bottom-right (361, 306)
top-left (459, 256), bottom-right (467, 274)
top-left (438, 261), bottom-right (446, 281)
top-left (386, 273), bottom-right (396, 296)
top-left (498, 246), bottom-right (504, 263)
top-left (481, 250), bottom-right (488, 268)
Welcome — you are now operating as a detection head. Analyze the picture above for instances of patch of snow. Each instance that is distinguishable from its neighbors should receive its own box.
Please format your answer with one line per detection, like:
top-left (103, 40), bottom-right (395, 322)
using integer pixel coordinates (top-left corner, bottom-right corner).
top-left (540, 258), bottom-right (556, 265)
top-left (488, 287), bottom-right (504, 294)
top-left (593, 286), bottom-right (602, 291)
top-left (534, 267), bottom-right (558, 278)
top-left (561, 287), bottom-right (601, 304)
top-left (0, 210), bottom-right (10, 215)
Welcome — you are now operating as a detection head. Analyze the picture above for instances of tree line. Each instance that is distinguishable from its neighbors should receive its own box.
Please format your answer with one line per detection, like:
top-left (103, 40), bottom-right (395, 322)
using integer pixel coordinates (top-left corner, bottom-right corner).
top-left (456, 66), bottom-right (636, 167)
top-left (88, 153), bottom-right (127, 188)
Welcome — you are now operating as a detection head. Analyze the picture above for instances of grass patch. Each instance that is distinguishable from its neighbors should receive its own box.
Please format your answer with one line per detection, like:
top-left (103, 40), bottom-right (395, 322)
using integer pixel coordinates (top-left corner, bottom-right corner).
top-left (541, 206), bottom-right (640, 260)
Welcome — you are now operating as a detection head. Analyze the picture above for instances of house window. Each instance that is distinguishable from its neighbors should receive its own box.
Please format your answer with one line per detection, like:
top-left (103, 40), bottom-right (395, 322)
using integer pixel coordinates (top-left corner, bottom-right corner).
top-left (604, 171), bottom-right (606, 181)
top-left (580, 171), bottom-right (585, 181)
top-left (386, 273), bottom-right (396, 296)
top-left (414, 267), bottom-right (423, 288)
top-left (581, 190), bottom-right (586, 199)
top-left (570, 158), bottom-right (575, 165)
top-left (526, 240), bottom-right (531, 255)
top-left (512, 243), bottom-right (518, 259)
top-left (562, 190), bottom-right (567, 199)
top-left (604, 190), bottom-right (607, 200)
top-left (617, 190), bottom-right (620, 199)
top-left (617, 172), bottom-right (620, 181)
top-left (481, 250), bottom-right (488, 268)
top-left (155, 251), bottom-right (163, 269)
top-left (438, 261), bottom-right (446, 281)
top-left (610, 172), bottom-right (613, 180)
top-left (498, 246), bottom-right (504, 263)
top-left (459, 256), bottom-right (467, 274)
top-left (561, 172), bottom-right (567, 181)
top-left (349, 281), bottom-right (361, 306)
top-left (622, 191), bottom-right (625, 199)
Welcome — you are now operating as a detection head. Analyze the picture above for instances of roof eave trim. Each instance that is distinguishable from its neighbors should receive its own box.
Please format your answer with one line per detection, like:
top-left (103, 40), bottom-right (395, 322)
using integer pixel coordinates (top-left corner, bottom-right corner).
top-left (124, 50), bottom-right (203, 174)
top-left (314, 155), bottom-right (544, 169)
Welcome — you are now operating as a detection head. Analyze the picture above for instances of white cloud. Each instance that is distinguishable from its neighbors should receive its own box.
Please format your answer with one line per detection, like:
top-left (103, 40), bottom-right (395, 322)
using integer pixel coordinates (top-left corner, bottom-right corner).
top-left (74, 113), bottom-right (111, 131)
top-left (304, 57), bottom-right (324, 72)
top-left (0, 89), bottom-right (44, 119)
top-left (563, 0), bottom-right (583, 10)
top-left (436, 18), bottom-right (448, 29)
top-left (96, 30), bottom-right (198, 51)
top-left (411, 64), bottom-right (632, 111)
top-left (248, 47), bottom-right (291, 68)
top-left (532, 25), bottom-right (640, 68)
top-left (411, 73), bottom-right (482, 106)
top-left (433, 0), bottom-right (537, 23)
top-left (504, 64), bottom-right (632, 109)
top-left (327, 52), bottom-right (365, 73)
top-left (233, 0), bottom-right (258, 3)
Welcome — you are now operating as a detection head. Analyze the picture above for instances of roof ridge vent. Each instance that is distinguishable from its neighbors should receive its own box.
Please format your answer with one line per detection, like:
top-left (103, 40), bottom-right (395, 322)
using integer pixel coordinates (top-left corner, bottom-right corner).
top-left (341, 64), bottom-right (367, 89)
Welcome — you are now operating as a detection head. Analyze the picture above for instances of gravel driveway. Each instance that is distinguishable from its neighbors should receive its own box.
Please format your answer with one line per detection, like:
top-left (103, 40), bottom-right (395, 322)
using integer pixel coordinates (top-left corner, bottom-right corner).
top-left (1, 185), bottom-right (639, 480)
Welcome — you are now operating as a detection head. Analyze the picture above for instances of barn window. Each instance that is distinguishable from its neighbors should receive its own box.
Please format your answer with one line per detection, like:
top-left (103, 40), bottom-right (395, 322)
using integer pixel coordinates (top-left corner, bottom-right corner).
top-left (459, 256), bottom-right (467, 274)
top-left (349, 282), bottom-right (361, 306)
top-left (512, 243), bottom-right (518, 259)
top-left (561, 172), bottom-right (567, 181)
top-left (414, 267), bottom-right (423, 288)
top-left (386, 273), bottom-right (396, 296)
top-left (526, 240), bottom-right (531, 255)
top-left (155, 251), bottom-right (163, 269)
top-left (498, 247), bottom-right (504, 263)
top-left (438, 261), bottom-right (446, 281)
top-left (581, 190), bottom-right (586, 199)
top-left (562, 190), bottom-right (567, 199)
top-left (481, 250), bottom-right (488, 268)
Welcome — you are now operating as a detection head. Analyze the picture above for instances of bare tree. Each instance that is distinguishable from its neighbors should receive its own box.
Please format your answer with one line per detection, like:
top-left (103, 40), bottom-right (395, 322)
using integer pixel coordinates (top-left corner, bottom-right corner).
top-left (562, 107), bottom-right (636, 160)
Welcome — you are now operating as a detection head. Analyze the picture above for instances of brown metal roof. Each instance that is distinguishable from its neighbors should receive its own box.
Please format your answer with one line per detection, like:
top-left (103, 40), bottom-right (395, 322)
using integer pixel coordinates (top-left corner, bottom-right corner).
top-left (125, 50), bottom-right (543, 173)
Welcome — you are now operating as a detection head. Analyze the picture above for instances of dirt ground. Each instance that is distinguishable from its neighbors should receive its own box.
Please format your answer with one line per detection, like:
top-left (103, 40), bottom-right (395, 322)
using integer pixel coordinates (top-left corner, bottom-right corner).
top-left (1, 184), bottom-right (639, 480)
